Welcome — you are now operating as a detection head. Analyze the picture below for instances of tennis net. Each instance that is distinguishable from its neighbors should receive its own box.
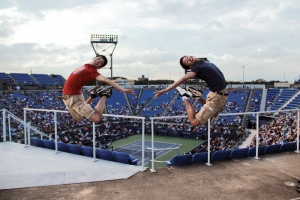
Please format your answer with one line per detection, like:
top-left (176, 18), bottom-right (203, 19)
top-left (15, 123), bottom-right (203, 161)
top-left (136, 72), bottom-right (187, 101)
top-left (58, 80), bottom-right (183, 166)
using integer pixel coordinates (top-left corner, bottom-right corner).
top-left (111, 146), bottom-right (156, 158)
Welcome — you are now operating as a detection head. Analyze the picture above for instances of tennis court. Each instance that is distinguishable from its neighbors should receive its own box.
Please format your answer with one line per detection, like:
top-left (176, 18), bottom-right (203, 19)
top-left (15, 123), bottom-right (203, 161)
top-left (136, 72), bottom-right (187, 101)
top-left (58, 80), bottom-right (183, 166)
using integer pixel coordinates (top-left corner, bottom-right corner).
top-left (112, 134), bottom-right (203, 167)
top-left (112, 139), bottom-right (181, 166)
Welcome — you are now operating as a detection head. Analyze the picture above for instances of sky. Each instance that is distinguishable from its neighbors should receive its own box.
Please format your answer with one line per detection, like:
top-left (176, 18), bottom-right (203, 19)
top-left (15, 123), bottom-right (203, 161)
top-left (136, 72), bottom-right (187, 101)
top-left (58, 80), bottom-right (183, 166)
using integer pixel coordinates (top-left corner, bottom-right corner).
top-left (0, 0), bottom-right (299, 83)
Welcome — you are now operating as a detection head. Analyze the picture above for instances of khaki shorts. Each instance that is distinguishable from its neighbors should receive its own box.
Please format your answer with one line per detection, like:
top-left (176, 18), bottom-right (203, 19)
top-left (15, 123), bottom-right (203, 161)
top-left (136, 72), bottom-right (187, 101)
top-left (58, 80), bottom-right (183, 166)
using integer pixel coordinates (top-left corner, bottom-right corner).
top-left (195, 91), bottom-right (228, 124)
top-left (63, 94), bottom-right (95, 121)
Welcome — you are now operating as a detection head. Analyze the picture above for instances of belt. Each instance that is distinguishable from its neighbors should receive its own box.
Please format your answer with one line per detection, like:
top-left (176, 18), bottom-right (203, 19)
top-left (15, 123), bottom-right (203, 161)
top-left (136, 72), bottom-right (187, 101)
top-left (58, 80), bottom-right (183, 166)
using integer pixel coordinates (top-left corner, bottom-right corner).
top-left (62, 95), bottom-right (71, 100)
top-left (216, 91), bottom-right (228, 96)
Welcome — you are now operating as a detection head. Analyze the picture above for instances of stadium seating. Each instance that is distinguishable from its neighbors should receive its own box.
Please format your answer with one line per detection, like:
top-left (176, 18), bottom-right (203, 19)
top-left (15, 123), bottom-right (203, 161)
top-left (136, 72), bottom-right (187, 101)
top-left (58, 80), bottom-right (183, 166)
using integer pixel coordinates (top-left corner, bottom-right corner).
top-left (51, 74), bottom-right (65, 86)
top-left (57, 142), bottom-right (70, 153)
top-left (264, 144), bottom-right (281, 155)
top-left (247, 146), bottom-right (266, 157)
top-left (81, 146), bottom-right (94, 157)
top-left (167, 154), bottom-right (193, 166)
top-left (112, 151), bottom-right (138, 165)
top-left (31, 138), bottom-right (45, 148)
top-left (192, 152), bottom-right (212, 164)
top-left (66, 144), bottom-right (82, 155)
top-left (212, 150), bottom-right (231, 161)
top-left (230, 148), bottom-right (249, 159)
top-left (279, 142), bottom-right (296, 152)
top-left (42, 140), bottom-right (55, 150)
top-left (96, 149), bottom-right (115, 161)
top-left (31, 74), bottom-right (56, 86)
top-left (10, 73), bottom-right (38, 86)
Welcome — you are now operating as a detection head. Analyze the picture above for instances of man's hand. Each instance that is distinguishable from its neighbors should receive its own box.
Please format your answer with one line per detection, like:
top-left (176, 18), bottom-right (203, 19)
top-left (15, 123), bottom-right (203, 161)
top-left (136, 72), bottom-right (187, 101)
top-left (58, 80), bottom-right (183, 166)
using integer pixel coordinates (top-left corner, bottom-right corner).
top-left (154, 89), bottom-right (167, 98)
top-left (123, 89), bottom-right (136, 96)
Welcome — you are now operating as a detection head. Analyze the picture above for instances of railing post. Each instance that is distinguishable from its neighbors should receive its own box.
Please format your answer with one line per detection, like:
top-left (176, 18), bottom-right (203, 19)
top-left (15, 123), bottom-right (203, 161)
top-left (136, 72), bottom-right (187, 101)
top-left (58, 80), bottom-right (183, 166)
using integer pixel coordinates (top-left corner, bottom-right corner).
top-left (92, 122), bottom-right (97, 162)
top-left (142, 118), bottom-right (145, 171)
top-left (150, 118), bottom-right (156, 172)
top-left (2, 109), bottom-right (6, 142)
top-left (206, 118), bottom-right (212, 166)
top-left (23, 108), bottom-right (28, 147)
top-left (27, 122), bottom-right (31, 146)
top-left (254, 113), bottom-right (260, 160)
top-left (54, 111), bottom-right (58, 154)
top-left (295, 110), bottom-right (300, 153)
top-left (8, 115), bottom-right (11, 142)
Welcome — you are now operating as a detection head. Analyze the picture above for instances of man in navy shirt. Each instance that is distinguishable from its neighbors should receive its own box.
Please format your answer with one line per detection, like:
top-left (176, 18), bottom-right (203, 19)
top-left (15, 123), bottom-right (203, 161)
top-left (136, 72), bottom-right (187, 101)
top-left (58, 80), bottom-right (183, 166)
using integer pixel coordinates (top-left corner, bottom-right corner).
top-left (154, 56), bottom-right (228, 126)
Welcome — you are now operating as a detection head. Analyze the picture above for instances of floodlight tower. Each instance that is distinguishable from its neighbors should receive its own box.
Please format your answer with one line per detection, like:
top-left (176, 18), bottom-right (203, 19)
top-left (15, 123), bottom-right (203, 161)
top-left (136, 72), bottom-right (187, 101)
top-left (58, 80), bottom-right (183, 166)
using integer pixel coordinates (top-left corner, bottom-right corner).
top-left (90, 34), bottom-right (118, 79)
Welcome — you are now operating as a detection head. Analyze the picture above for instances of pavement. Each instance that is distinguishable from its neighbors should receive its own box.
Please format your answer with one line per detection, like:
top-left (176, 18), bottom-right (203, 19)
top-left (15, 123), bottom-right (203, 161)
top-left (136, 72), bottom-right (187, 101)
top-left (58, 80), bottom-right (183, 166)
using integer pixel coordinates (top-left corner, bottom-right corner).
top-left (1, 142), bottom-right (300, 200)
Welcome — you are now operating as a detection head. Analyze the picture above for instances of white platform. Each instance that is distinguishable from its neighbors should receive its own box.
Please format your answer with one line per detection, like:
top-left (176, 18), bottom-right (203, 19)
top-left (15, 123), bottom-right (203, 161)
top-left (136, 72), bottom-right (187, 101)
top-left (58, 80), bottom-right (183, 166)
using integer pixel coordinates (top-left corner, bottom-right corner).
top-left (0, 142), bottom-right (141, 190)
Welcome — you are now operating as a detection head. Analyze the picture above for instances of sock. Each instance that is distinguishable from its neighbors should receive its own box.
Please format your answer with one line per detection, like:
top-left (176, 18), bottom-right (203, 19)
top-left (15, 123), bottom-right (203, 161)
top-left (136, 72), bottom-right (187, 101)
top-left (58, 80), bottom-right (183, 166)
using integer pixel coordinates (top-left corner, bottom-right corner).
top-left (182, 96), bottom-right (189, 101)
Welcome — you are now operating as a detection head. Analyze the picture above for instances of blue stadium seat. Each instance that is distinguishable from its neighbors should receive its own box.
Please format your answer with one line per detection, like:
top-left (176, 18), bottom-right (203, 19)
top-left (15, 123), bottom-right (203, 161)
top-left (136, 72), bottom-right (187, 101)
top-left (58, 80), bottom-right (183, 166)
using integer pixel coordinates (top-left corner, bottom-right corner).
top-left (112, 151), bottom-right (138, 165)
top-left (230, 148), bottom-right (249, 159)
top-left (279, 142), bottom-right (296, 152)
top-left (67, 144), bottom-right (82, 155)
top-left (264, 144), bottom-right (281, 155)
top-left (96, 149), bottom-right (115, 161)
top-left (57, 142), bottom-right (70, 153)
top-left (42, 140), bottom-right (55, 150)
top-left (212, 150), bottom-right (231, 161)
top-left (167, 154), bottom-right (193, 166)
top-left (81, 146), bottom-right (94, 157)
top-left (192, 152), bottom-right (212, 164)
top-left (248, 146), bottom-right (266, 157)
top-left (31, 138), bottom-right (45, 148)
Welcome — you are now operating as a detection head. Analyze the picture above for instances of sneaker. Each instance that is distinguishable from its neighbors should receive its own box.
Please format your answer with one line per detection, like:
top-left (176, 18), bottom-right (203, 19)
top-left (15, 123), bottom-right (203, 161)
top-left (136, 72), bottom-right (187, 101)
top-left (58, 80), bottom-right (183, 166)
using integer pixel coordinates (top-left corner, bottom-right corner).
top-left (98, 87), bottom-right (113, 98)
top-left (90, 86), bottom-right (103, 98)
top-left (187, 87), bottom-right (203, 98)
top-left (176, 86), bottom-right (192, 98)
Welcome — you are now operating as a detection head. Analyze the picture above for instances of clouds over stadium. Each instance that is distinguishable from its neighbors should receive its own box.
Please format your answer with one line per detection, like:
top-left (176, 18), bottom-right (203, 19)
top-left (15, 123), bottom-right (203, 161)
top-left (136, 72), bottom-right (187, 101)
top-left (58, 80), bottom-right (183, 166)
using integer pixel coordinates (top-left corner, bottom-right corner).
top-left (0, 0), bottom-right (299, 82)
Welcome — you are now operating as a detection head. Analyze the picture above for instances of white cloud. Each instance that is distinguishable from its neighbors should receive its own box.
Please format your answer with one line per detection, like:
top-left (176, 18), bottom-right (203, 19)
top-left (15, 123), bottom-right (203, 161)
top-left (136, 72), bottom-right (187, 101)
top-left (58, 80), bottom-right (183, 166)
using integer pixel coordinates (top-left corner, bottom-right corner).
top-left (0, 0), bottom-right (299, 83)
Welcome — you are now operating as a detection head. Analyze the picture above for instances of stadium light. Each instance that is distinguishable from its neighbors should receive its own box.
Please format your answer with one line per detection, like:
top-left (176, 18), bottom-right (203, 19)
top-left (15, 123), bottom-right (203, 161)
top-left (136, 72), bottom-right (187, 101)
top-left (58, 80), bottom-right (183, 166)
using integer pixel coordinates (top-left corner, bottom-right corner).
top-left (242, 66), bottom-right (245, 88)
top-left (90, 34), bottom-right (118, 79)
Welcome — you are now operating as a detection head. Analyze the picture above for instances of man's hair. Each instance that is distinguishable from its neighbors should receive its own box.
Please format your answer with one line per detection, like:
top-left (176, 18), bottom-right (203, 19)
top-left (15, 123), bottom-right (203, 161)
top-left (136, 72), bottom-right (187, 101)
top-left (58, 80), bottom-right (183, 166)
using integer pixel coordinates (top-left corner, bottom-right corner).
top-left (179, 56), bottom-right (189, 69)
top-left (180, 56), bottom-right (209, 69)
top-left (96, 55), bottom-right (108, 67)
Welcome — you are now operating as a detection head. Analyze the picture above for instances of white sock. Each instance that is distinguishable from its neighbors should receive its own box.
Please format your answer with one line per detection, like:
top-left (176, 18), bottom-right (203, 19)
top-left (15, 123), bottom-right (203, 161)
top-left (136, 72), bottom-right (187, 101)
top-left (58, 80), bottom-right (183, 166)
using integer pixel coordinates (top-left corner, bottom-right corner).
top-left (182, 96), bottom-right (189, 101)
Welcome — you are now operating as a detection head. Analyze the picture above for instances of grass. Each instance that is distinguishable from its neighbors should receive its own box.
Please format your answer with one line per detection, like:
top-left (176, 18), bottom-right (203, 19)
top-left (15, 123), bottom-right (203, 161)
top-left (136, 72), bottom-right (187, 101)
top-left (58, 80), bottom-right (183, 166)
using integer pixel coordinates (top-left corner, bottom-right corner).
top-left (111, 133), bottom-right (204, 168)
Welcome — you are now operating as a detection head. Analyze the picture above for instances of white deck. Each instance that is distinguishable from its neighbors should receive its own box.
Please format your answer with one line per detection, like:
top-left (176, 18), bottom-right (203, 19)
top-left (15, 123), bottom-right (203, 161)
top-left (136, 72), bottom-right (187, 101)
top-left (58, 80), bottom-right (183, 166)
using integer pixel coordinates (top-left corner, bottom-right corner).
top-left (0, 142), bottom-right (141, 190)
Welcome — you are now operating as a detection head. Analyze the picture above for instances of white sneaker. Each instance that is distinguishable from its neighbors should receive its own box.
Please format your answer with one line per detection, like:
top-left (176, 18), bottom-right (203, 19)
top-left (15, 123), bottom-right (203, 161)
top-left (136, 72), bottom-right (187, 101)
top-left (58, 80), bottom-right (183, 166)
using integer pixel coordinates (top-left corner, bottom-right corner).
top-left (176, 86), bottom-right (192, 98)
top-left (187, 87), bottom-right (203, 98)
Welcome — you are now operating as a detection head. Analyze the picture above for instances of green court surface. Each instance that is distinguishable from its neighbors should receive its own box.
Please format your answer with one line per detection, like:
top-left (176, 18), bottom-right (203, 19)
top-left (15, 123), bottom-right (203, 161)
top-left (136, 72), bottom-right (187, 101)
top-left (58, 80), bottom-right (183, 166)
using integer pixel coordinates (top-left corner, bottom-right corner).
top-left (111, 134), bottom-right (204, 168)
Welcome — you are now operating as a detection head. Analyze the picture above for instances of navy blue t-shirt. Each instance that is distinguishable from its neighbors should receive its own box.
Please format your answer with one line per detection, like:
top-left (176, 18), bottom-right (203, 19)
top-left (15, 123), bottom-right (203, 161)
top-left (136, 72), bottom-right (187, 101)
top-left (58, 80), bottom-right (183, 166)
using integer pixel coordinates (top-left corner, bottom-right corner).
top-left (191, 59), bottom-right (227, 92)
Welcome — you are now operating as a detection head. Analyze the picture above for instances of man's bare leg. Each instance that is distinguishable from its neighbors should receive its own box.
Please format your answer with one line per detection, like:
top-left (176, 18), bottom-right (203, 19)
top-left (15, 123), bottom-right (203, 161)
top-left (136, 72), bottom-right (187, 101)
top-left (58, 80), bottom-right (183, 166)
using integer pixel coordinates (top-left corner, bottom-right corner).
top-left (183, 99), bottom-right (201, 126)
top-left (86, 97), bottom-right (94, 104)
top-left (89, 96), bottom-right (107, 123)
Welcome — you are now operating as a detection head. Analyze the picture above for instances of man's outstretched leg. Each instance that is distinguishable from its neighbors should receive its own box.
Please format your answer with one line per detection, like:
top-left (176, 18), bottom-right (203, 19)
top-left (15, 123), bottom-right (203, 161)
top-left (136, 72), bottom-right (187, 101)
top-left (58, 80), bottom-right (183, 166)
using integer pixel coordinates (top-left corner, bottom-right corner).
top-left (176, 86), bottom-right (201, 126)
top-left (89, 87), bottom-right (112, 123)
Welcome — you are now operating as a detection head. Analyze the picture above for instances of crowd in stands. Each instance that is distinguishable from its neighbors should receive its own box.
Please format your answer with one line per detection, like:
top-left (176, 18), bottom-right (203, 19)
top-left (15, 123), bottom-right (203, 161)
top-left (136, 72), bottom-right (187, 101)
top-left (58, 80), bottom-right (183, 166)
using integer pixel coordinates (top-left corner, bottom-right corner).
top-left (247, 112), bottom-right (298, 147)
top-left (1, 84), bottom-right (299, 158)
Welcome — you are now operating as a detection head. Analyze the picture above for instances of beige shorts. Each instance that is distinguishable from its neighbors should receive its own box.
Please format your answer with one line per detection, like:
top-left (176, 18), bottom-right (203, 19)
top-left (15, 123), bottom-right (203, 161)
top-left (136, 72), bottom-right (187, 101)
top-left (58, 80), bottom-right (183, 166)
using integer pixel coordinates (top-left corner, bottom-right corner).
top-left (195, 91), bottom-right (228, 124)
top-left (63, 94), bottom-right (95, 121)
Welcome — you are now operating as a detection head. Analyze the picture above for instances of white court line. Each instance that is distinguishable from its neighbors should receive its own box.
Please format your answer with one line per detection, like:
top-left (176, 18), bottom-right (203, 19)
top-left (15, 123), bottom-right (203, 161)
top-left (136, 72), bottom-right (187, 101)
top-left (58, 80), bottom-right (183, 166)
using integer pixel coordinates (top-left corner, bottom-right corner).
top-left (125, 140), bottom-right (181, 165)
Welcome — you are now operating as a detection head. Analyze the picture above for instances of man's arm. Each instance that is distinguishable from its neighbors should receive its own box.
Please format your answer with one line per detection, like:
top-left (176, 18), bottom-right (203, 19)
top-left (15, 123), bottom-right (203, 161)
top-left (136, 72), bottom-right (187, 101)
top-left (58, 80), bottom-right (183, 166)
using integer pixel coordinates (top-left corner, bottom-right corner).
top-left (154, 72), bottom-right (196, 98)
top-left (95, 75), bottom-right (135, 95)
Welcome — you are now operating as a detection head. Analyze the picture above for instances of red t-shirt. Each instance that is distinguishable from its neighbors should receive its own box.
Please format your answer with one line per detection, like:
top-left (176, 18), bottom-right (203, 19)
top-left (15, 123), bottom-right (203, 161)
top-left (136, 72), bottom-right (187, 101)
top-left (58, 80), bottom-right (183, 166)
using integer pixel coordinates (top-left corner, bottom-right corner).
top-left (63, 64), bottom-right (100, 95)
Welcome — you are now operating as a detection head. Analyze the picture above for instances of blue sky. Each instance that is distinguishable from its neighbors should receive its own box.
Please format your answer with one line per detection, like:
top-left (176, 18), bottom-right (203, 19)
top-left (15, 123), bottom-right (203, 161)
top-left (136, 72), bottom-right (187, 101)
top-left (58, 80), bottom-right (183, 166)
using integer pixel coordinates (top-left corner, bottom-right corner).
top-left (0, 0), bottom-right (299, 83)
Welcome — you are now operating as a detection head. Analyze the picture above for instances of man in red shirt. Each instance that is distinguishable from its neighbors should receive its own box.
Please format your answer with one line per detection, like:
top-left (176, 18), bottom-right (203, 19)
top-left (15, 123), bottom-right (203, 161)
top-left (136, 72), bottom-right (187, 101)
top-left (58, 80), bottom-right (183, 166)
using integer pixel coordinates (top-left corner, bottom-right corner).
top-left (62, 55), bottom-right (135, 122)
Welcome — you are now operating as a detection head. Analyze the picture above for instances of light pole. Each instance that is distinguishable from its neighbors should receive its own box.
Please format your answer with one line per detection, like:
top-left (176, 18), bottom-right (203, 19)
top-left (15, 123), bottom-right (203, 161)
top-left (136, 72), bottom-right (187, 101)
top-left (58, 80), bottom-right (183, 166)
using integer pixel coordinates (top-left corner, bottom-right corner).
top-left (242, 66), bottom-right (245, 88)
top-left (284, 73), bottom-right (285, 82)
